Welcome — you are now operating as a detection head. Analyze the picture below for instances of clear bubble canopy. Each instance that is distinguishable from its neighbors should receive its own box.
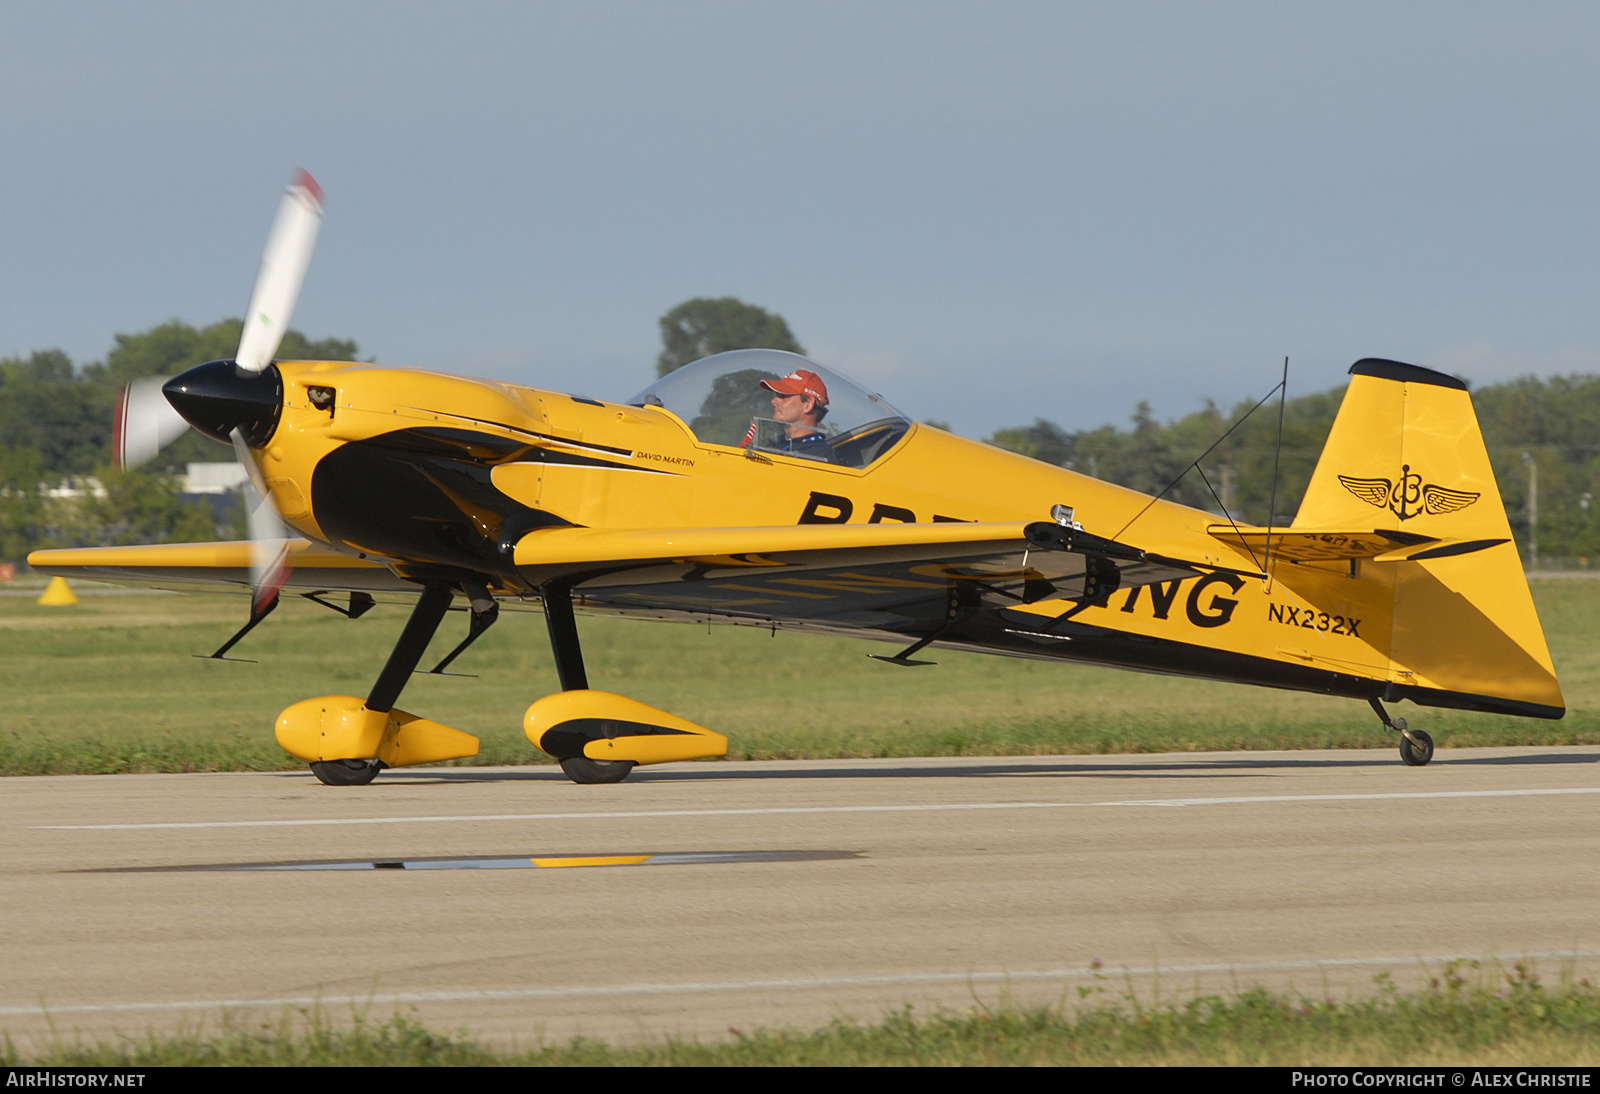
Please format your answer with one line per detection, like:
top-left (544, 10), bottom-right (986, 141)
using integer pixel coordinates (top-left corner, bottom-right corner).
top-left (626, 350), bottom-right (911, 468)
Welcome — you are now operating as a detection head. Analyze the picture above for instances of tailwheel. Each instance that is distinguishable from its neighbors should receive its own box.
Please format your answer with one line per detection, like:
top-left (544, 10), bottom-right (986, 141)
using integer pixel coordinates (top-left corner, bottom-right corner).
top-left (1369, 699), bottom-right (1433, 767)
top-left (311, 759), bottom-right (384, 786)
top-left (559, 757), bottom-right (636, 785)
top-left (1397, 722), bottom-right (1434, 767)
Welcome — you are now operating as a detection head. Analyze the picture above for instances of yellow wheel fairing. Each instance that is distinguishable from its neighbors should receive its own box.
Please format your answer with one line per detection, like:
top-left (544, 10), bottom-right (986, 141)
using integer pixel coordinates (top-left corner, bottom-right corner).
top-left (525, 690), bottom-right (728, 766)
top-left (276, 695), bottom-right (480, 766)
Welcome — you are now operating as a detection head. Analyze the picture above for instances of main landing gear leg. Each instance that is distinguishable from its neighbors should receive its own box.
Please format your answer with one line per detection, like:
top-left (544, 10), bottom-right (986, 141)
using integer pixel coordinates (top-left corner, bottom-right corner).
top-left (309, 583), bottom-right (454, 786)
top-left (541, 582), bottom-right (634, 785)
top-left (1369, 697), bottom-right (1433, 767)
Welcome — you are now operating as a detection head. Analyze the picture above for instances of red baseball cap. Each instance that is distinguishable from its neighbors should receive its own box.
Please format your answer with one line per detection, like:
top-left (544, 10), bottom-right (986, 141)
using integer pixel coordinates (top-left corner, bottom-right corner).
top-left (760, 369), bottom-right (829, 405)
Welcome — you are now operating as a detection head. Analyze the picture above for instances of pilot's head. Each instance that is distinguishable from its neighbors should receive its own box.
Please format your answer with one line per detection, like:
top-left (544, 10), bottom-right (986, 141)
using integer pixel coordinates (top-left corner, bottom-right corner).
top-left (762, 369), bottom-right (829, 426)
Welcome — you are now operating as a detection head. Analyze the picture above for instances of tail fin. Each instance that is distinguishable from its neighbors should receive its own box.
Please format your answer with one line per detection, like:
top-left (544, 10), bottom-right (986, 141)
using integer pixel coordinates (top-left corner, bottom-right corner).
top-left (1293, 358), bottom-right (1561, 717)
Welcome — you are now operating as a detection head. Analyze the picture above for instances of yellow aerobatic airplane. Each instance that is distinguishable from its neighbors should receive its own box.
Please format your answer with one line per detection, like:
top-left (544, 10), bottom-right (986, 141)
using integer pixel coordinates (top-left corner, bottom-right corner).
top-left (29, 173), bottom-right (1563, 785)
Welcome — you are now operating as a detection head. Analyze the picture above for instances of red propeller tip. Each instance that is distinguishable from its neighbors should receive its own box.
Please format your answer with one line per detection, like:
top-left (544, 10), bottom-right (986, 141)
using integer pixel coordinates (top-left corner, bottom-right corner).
top-left (292, 169), bottom-right (324, 209)
top-left (112, 384), bottom-right (130, 470)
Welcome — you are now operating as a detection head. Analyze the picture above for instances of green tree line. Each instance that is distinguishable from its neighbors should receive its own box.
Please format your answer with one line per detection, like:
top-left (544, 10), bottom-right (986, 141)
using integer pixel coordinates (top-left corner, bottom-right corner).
top-left (0, 320), bottom-right (358, 563)
top-left (986, 376), bottom-right (1600, 566)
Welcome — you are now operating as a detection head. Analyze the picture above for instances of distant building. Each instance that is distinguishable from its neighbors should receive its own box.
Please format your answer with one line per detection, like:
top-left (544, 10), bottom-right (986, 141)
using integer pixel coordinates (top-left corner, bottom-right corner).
top-left (44, 477), bottom-right (107, 499)
top-left (183, 463), bottom-right (249, 495)
top-left (183, 463), bottom-right (249, 532)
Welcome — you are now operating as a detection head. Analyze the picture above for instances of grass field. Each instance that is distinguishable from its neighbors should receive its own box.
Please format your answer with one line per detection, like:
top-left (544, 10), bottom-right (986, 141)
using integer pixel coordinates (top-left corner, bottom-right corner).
top-left (1, 578), bottom-right (1596, 775)
top-left (8, 962), bottom-right (1600, 1066)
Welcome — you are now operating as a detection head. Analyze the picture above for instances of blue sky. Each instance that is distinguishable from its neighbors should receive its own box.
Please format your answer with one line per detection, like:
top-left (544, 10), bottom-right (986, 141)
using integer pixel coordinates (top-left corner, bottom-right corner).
top-left (3, 1), bottom-right (1598, 435)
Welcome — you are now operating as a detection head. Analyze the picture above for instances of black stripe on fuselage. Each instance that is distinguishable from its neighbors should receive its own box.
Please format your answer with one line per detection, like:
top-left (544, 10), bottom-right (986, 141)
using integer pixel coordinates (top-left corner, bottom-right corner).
top-left (978, 610), bottom-right (1562, 720)
top-left (513, 449), bottom-right (673, 474)
top-left (401, 408), bottom-right (639, 458)
top-left (311, 426), bottom-right (574, 586)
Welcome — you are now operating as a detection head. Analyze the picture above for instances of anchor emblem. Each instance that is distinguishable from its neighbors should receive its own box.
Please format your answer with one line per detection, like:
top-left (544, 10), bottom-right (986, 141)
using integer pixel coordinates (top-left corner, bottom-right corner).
top-left (1338, 465), bottom-right (1480, 522)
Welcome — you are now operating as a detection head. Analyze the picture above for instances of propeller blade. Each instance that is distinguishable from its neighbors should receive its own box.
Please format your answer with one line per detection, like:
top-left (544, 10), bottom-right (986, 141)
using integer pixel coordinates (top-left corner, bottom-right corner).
top-left (235, 169), bottom-right (324, 375)
top-left (114, 377), bottom-right (191, 470)
top-left (230, 427), bottom-right (292, 617)
top-left (248, 500), bottom-right (292, 619)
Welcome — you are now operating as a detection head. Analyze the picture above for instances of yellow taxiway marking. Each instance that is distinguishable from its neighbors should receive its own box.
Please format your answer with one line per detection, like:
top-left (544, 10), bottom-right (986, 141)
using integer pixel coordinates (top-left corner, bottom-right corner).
top-left (92, 849), bottom-right (857, 872)
top-left (529, 855), bottom-right (652, 868)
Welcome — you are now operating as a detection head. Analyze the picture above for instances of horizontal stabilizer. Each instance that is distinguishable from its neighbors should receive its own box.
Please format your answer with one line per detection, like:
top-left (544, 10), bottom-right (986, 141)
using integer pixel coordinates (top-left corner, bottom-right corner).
top-left (1207, 526), bottom-right (1507, 564)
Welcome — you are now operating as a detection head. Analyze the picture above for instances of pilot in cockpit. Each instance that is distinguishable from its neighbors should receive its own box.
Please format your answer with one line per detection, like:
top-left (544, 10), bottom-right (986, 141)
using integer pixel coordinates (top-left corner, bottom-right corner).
top-left (749, 369), bottom-right (838, 463)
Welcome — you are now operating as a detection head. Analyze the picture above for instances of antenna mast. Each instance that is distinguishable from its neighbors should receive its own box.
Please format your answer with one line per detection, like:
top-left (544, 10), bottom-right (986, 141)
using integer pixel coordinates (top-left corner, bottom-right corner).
top-left (1264, 356), bottom-right (1289, 588)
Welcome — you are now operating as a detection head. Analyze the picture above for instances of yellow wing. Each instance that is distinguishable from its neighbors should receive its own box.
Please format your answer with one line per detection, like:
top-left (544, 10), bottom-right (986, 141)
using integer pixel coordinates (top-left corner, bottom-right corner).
top-left (511, 522), bottom-right (1202, 639)
top-left (27, 540), bottom-right (409, 593)
top-left (29, 522), bottom-right (1213, 644)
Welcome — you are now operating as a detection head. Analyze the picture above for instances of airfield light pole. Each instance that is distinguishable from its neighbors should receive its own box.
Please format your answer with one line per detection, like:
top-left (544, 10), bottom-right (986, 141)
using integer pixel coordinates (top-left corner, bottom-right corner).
top-left (1521, 451), bottom-right (1538, 570)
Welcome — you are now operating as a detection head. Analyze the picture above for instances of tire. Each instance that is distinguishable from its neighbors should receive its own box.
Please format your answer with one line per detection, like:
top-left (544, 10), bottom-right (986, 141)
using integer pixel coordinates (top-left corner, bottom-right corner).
top-left (311, 759), bottom-right (383, 786)
top-left (559, 757), bottom-right (636, 784)
top-left (1398, 729), bottom-right (1434, 767)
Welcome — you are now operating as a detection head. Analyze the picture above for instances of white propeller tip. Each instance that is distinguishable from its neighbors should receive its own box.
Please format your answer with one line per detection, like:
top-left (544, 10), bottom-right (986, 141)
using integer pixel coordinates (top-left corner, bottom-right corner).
top-left (235, 168), bottom-right (325, 374)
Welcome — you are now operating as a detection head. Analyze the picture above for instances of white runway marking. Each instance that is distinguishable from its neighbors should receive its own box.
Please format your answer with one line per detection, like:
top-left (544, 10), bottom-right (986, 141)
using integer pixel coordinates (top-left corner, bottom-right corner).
top-left (5, 950), bottom-right (1597, 1019)
top-left (33, 785), bottom-right (1600, 831)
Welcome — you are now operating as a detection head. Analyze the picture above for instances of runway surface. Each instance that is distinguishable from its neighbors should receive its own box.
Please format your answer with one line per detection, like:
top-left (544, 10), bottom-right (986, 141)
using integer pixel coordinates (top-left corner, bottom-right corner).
top-left (4, 746), bottom-right (1599, 1048)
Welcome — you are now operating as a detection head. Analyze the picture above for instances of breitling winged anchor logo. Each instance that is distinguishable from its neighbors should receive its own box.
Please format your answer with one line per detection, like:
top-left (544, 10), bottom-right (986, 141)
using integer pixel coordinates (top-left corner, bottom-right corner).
top-left (1338, 465), bottom-right (1480, 522)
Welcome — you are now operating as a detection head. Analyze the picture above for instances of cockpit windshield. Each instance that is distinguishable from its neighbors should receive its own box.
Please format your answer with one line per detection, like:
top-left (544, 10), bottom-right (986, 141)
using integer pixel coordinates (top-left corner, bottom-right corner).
top-left (626, 350), bottom-right (912, 469)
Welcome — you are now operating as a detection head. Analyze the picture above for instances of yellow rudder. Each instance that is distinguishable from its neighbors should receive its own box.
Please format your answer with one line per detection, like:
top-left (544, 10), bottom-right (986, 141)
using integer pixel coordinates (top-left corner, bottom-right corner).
top-left (1294, 359), bottom-right (1562, 717)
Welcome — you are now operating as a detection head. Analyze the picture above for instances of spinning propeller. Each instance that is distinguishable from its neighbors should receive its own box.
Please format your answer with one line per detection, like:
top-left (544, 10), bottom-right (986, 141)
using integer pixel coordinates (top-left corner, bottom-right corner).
top-left (114, 170), bottom-right (325, 638)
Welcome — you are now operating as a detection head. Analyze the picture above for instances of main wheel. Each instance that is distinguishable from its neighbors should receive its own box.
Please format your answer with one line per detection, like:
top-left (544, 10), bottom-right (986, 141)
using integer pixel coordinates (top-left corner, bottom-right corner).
top-left (1398, 729), bottom-right (1434, 767)
top-left (310, 759), bottom-right (383, 786)
top-left (559, 757), bottom-right (636, 784)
